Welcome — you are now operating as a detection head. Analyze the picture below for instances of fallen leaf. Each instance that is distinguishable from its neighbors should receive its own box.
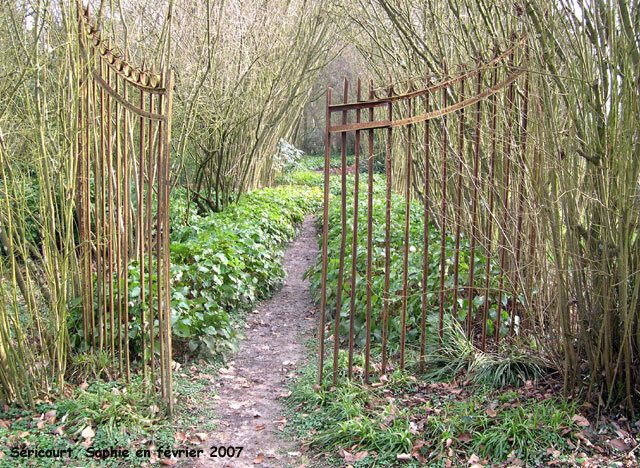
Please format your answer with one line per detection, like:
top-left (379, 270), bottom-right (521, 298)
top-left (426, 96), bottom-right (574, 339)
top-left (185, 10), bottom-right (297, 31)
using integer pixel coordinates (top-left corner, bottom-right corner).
top-left (81, 426), bottom-right (95, 440)
top-left (255, 424), bottom-right (265, 431)
top-left (53, 426), bottom-right (65, 435)
top-left (253, 454), bottom-right (264, 464)
top-left (0, 420), bottom-right (10, 429)
top-left (339, 449), bottom-right (355, 463)
top-left (19, 431), bottom-right (29, 438)
top-left (287, 451), bottom-right (301, 457)
top-left (610, 438), bottom-right (629, 451)
top-left (486, 407), bottom-right (498, 418)
top-left (355, 451), bottom-right (368, 461)
top-left (572, 414), bottom-right (590, 427)
top-left (468, 453), bottom-right (481, 464)
top-left (36, 421), bottom-right (45, 429)
top-left (397, 453), bottom-right (411, 461)
top-left (80, 439), bottom-right (93, 448)
top-left (159, 460), bottom-right (176, 466)
top-left (174, 430), bottom-right (187, 443)
top-left (194, 432), bottom-right (208, 441)
top-left (79, 382), bottom-right (89, 390)
top-left (458, 431), bottom-right (473, 443)
top-left (276, 391), bottom-right (292, 400)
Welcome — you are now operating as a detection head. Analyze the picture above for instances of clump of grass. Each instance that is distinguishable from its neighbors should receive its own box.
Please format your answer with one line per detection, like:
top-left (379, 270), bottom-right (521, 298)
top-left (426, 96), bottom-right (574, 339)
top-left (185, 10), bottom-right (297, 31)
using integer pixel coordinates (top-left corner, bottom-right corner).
top-left (472, 350), bottom-right (546, 388)
top-left (422, 315), bottom-right (476, 382)
top-left (420, 314), bottom-right (547, 389)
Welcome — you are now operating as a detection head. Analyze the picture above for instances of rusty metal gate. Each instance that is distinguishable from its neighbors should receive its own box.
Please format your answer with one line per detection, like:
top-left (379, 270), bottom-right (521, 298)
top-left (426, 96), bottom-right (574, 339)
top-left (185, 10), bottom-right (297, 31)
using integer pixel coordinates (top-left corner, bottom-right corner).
top-left (77, 4), bottom-right (174, 412)
top-left (318, 38), bottom-right (535, 385)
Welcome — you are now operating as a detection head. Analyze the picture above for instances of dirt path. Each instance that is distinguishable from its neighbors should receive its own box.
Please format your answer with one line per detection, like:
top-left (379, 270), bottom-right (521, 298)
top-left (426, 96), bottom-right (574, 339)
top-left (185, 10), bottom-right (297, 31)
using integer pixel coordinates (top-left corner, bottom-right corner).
top-left (189, 216), bottom-right (319, 468)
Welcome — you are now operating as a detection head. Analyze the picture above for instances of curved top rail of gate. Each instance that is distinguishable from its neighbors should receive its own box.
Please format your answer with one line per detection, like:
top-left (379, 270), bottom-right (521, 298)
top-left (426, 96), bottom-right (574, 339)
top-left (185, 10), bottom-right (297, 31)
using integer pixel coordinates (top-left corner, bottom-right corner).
top-left (78, 3), bottom-right (168, 120)
top-left (327, 36), bottom-right (528, 133)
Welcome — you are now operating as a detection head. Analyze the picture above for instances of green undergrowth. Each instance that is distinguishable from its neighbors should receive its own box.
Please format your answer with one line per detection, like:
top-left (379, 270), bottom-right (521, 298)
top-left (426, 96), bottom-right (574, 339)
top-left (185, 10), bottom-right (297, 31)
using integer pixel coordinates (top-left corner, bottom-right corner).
top-left (290, 153), bottom-right (356, 172)
top-left (165, 184), bottom-right (322, 359)
top-left (0, 362), bottom-right (219, 467)
top-left (277, 169), bottom-right (323, 187)
top-left (69, 184), bottom-right (322, 362)
top-left (285, 348), bottom-right (586, 467)
top-left (305, 174), bottom-right (519, 356)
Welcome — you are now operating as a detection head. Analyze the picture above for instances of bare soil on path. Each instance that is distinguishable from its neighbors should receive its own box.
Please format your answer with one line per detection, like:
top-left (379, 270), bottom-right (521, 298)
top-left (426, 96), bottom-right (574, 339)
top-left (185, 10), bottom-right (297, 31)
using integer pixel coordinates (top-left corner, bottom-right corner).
top-left (187, 216), bottom-right (319, 468)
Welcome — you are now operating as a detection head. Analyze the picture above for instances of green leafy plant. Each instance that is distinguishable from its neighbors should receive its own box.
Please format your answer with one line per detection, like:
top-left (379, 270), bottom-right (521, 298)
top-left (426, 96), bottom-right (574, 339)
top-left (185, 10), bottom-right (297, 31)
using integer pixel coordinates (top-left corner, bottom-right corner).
top-left (306, 175), bottom-right (511, 356)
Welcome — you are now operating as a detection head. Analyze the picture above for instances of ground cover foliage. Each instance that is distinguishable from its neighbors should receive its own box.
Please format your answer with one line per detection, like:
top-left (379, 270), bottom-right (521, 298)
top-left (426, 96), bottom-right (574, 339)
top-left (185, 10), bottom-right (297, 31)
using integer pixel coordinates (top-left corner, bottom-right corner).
top-left (305, 174), bottom-right (518, 354)
top-left (0, 361), bottom-right (221, 468)
top-left (67, 184), bottom-right (321, 362)
top-left (0, 181), bottom-right (320, 467)
top-left (287, 160), bottom-right (639, 467)
top-left (286, 350), bottom-right (639, 468)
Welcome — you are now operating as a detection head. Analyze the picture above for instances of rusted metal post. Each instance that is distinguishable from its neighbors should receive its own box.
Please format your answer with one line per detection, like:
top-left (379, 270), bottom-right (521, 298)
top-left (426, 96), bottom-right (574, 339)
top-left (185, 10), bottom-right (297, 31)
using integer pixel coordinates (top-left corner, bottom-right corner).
top-left (317, 87), bottom-right (332, 386)
top-left (162, 68), bottom-right (175, 416)
top-left (381, 78), bottom-right (393, 374)
top-left (156, 70), bottom-right (166, 399)
top-left (365, 80), bottom-right (374, 384)
top-left (452, 78), bottom-right (465, 322)
top-left (115, 73), bottom-right (123, 374)
top-left (481, 64), bottom-right (499, 351)
top-left (106, 53), bottom-right (115, 358)
top-left (123, 71), bottom-right (131, 381)
top-left (138, 86), bottom-right (147, 380)
top-left (332, 78), bottom-right (349, 384)
top-left (438, 78), bottom-right (448, 344)
top-left (347, 79), bottom-right (361, 379)
top-left (147, 92), bottom-right (155, 382)
top-left (495, 65), bottom-right (516, 343)
top-left (400, 92), bottom-right (412, 370)
top-left (420, 86), bottom-right (430, 372)
top-left (466, 69), bottom-right (483, 339)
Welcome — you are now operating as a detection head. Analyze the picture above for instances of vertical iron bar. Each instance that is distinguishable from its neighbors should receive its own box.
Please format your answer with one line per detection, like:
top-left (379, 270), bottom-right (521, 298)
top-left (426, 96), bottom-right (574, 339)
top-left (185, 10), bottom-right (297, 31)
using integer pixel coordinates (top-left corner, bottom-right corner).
top-left (162, 69), bottom-right (175, 416)
top-left (156, 70), bottom-right (166, 399)
top-left (420, 86), bottom-right (430, 372)
top-left (481, 65), bottom-right (499, 351)
top-left (438, 80), bottom-right (448, 344)
top-left (365, 80), bottom-right (374, 384)
top-left (495, 66), bottom-right (516, 343)
top-left (332, 78), bottom-right (348, 384)
top-left (147, 92), bottom-right (156, 382)
top-left (466, 70), bottom-right (483, 340)
top-left (400, 93), bottom-right (412, 371)
top-left (99, 57), bottom-right (107, 351)
top-left (115, 73), bottom-right (123, 374)
top-left (78, 40), bottom-right (88, 347)
top-left (452, 78), bottom-right (465, 322)
top-left (106, 53), bottom-right (115, 358)
top-left (381, 79), bottom-right (393, 374)
top-left (86, 46), bottom-right (94, 351)
top-left (138, 87), bottom-right (147, 380)
top-left (123, 71), bottom-right (130, 382)
top-left (347, 79), bottom-right (361, 379)
top-left (317, 87), bottom-right (332, 386)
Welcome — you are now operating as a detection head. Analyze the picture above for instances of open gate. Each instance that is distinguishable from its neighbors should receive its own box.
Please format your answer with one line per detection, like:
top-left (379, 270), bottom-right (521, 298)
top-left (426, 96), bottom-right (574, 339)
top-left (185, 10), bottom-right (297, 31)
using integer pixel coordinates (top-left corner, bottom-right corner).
top-left (317, 38), bottom-right (535, 385)
top-left (77, 3), bottom-right (174, 412)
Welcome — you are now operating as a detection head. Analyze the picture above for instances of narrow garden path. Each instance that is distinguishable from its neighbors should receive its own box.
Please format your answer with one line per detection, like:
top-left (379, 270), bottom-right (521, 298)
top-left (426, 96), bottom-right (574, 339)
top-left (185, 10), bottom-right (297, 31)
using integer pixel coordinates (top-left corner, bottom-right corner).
top-left (191, 216), bottom-right (319, 468)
